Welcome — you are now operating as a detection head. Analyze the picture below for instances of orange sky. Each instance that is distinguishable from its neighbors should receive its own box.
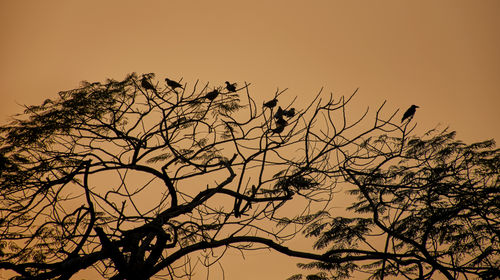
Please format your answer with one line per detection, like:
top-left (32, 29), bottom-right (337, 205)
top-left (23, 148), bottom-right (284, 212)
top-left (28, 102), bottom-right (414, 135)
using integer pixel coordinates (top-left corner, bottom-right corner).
top-left (1, 1), bottom-right (499, 279)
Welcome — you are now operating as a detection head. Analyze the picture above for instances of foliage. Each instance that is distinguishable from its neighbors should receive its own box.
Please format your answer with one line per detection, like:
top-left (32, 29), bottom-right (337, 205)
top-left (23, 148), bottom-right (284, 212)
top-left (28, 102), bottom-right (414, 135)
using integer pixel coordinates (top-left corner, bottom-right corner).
top-left (0, 73), bottom-right (497, 280)
top-left (294, 129), bottom-right (499, 279)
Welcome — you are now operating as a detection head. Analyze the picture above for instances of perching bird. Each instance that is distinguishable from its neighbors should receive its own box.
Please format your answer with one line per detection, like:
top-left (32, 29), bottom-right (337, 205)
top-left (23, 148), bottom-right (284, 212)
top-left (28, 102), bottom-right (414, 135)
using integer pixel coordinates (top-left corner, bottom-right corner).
top-left (275, 116), bottom-right (288, 127)
top-left (283, 108), bottom-right (295, 118)
top-left (271, 124), bottom-right (285, 134)
top-left (141, 76), bottom-right (157, 93)
top-left (165, 78), bottom-right (183, 90)
top-left (401, 105), bottom-right (419, 122)
top-left (225, 81), bottom-right (237, 92)
top-left (263, 98), bottom-right (278, 108)
top-left (205, 89), bottom-right (220, 101)
top-left (274, 106), bottom-right (284, 119)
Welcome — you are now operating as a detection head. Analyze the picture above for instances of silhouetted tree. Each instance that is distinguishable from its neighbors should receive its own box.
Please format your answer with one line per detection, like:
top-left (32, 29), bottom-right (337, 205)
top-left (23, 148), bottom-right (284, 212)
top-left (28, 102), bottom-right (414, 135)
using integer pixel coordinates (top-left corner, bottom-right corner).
top-left (0, 73), bottom-right (497, 280)
top-left (289, 130), bottom-right (499, 280)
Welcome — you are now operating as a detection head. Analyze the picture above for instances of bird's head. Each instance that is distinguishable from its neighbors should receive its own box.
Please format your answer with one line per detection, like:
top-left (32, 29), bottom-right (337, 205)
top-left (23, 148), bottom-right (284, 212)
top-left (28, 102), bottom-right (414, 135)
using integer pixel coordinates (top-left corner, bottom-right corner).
top-left (412, 105), bottom-right (419, 109)
top-left (225, 81), bottom-right (230, 85)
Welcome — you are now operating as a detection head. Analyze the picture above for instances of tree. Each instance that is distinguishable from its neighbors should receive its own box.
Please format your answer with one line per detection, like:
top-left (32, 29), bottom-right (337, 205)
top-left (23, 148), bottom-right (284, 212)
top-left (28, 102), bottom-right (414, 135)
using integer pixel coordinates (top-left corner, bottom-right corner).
top-left (292, 129), bottom-right (499, 280)
top-left (0, 73), bottom-right (497, 280)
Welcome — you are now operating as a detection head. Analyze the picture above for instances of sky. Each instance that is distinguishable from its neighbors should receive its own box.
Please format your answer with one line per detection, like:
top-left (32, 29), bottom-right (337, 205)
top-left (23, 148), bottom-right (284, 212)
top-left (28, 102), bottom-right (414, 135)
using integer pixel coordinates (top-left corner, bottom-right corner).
top-left (1, 1), bottom-right (499, 279)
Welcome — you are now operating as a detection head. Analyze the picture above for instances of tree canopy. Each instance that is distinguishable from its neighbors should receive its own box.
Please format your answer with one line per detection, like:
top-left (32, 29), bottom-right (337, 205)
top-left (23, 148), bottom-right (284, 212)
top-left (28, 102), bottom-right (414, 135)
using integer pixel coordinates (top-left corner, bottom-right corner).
top-left (0, 73), bottom-right (498, 280)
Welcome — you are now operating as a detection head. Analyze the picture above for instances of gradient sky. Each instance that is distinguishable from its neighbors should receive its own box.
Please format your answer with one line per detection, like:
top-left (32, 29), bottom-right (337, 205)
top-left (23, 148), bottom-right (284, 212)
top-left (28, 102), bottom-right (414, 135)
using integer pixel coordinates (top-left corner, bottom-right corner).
top-left (1, 1), bottom-right (499, 279)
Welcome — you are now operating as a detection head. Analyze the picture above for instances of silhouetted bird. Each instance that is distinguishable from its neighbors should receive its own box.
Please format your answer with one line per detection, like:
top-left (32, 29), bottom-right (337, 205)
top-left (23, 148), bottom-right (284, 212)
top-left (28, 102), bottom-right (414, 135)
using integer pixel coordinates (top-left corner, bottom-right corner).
top-left (274, 106), bottom-right (284, 119)
top-left (272, 124), bottom-right (285, 134)
top-left (205, 89), bottom-right (220, 101)
top-left (263, 98), bottom-right (278, 108)
top-left (275, 116), bottom-right (288, 127)
top-left (401, 105), bottom-right (419, 122)
top-left (283, 108), bottom-right (295, 118)
top-left (141, 76), bottom-right (157, 93)
top-left (225, 81), bottom-right (237, 92)
top-left (165, 78), bottom-right (183, 90)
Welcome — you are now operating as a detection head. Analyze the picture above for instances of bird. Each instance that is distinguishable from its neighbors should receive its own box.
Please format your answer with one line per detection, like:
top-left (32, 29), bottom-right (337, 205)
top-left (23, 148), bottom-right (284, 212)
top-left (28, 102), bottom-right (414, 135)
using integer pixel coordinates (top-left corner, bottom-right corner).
top-left (274, 106), bottom-right (284, 119)
top-left (141, 76), bottom-right (157, 93)
top-left (401, 105), bottom-right (419, 122)
top-left (263, 98), bottom-right (278, 108)
top-left (271, 124), bottom-right (285, 134)
top-left (205, 89), bottom-right (220, 101)
top-left (225, 81), bottom-right (237, 92)
top-left (283, 108), bottom-right (295, 118)
top-left (275, 116), bottom-right (288, 127)
top-left (165, 78), bottom-right (183, 90)
top-left (271, 115), bottom-right (288, 135)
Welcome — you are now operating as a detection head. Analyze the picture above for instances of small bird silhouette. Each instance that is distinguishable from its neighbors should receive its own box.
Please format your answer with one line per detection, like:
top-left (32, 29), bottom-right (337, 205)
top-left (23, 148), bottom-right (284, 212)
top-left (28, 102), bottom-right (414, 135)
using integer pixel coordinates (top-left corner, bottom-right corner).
top-left (401, 105), bottom-right (419, 122)
top-left (141, 76), bottom-right (157, 93)
top-left (263, 98), bottom-right (278, 108)
top-left (165, 78), bottom-right (183, 90)
top-left (271, 124), bottom-right (285, 134)
top-left (225, 81), bottom-right (237, 92)
top-left (205, 89), bottom-right (220, 101)
top-left (274, 106), bottom-right (284, 119)
top-left (283, 108), bottom-right (295, 118)
top-left (271, 115), bottom-right (288, 135)
top-left (275, 116), bottom-right (288, 127)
